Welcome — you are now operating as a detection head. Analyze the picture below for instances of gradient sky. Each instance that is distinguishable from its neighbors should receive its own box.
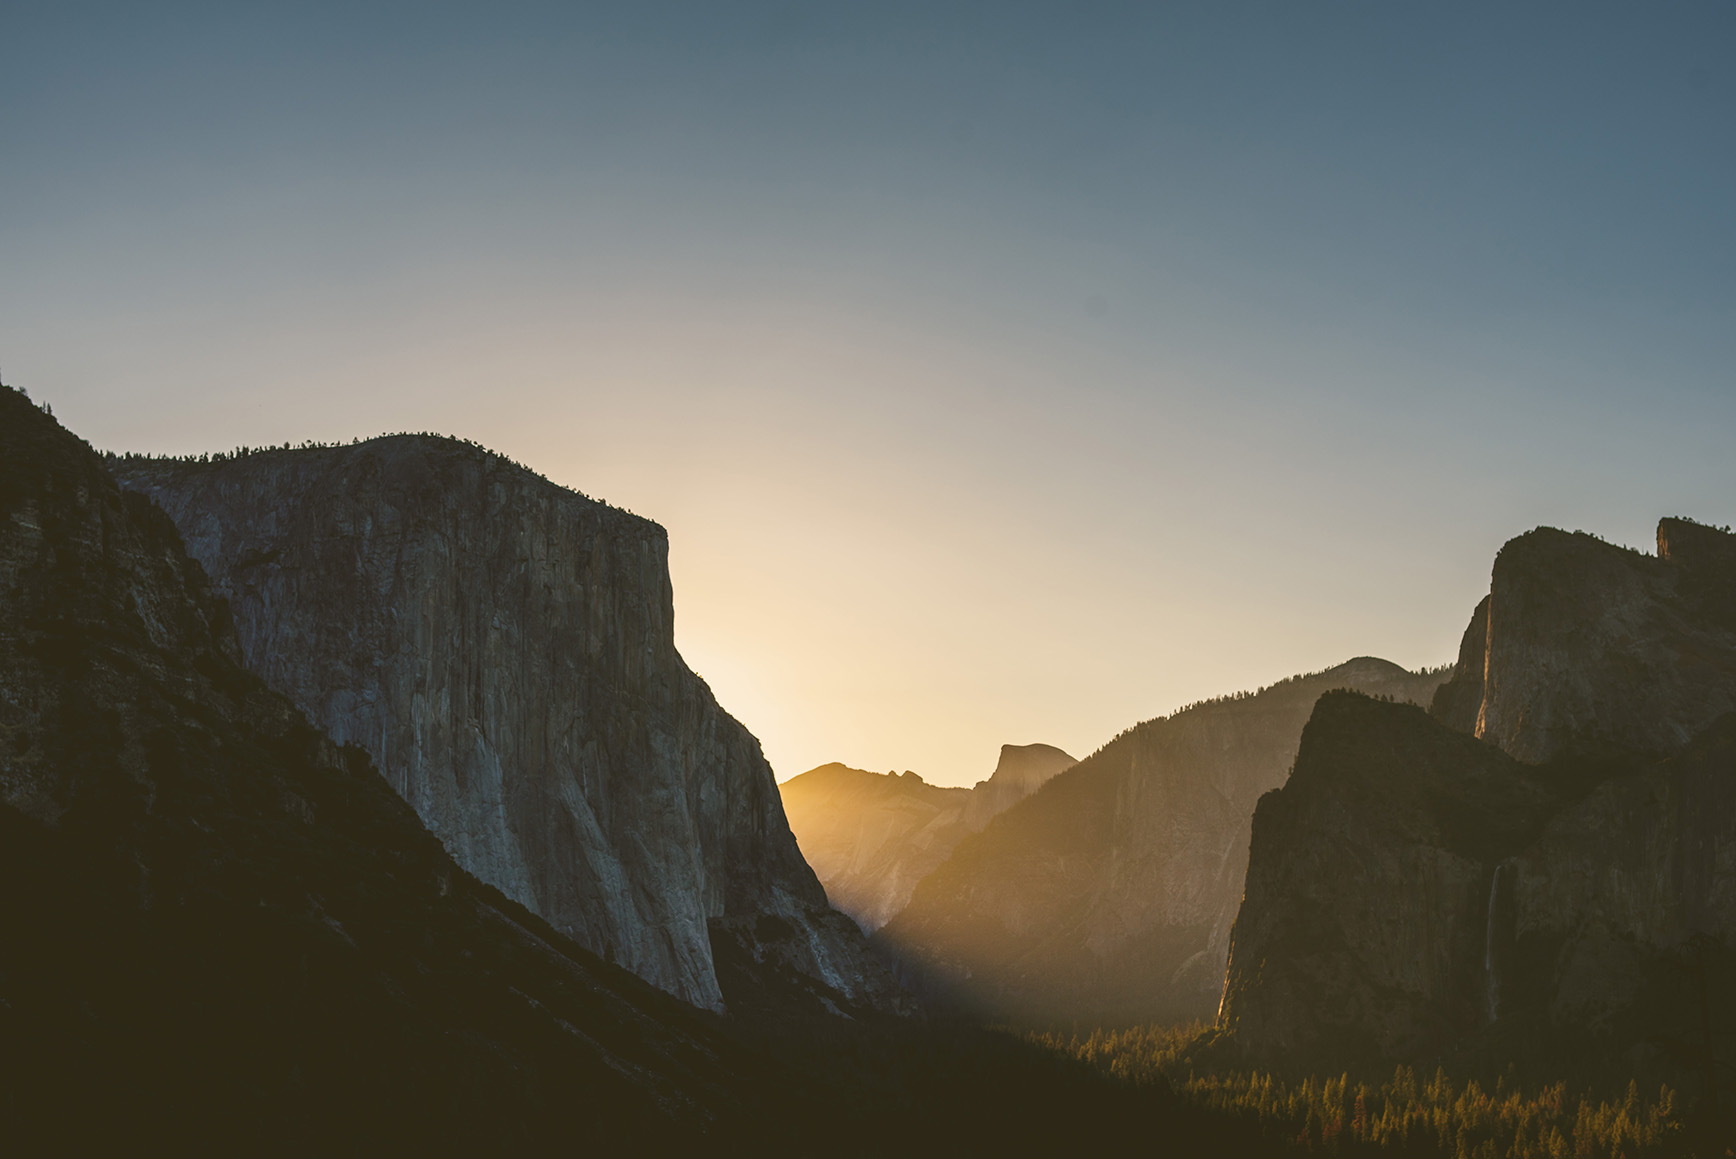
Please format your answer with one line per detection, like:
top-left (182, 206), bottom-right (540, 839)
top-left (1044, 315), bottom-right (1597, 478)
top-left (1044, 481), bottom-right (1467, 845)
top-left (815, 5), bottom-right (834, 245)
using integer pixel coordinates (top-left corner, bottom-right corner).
top-left (5, 3), bottom-right (1733, 786)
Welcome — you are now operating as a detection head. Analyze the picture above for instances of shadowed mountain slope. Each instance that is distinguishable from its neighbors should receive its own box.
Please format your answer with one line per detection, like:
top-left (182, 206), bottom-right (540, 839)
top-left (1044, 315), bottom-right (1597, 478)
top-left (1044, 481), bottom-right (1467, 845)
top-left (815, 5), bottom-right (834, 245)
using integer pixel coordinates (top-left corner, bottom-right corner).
top-left (781, 743), bottom-right (1075, 932)
top-left (876, 658), bottom-right (1448, 1028)
top-left (115, 437), bottom-right (902, 1015)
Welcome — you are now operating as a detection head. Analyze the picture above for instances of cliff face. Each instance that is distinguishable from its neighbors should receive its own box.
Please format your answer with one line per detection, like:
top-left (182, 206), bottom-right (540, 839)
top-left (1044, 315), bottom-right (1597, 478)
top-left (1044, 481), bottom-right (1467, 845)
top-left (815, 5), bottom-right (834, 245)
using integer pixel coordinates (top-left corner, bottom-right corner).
top-left (779, 743), bottom-right (1074, 933)
top-left (1226, 520), bottom-right (1736, 1083)
top-left (1432, 523), bottom-right (1736, 764)
top-left (875, 658), bottom-right (1448, 1028)
top-left (961, 743), bottom-right (1078, 832)
top-left (116, 439), bottom-right (903, 1015)
top-left (0, 389), bottom-right (771, 1149)
top-left (1217, 695), bottom-right (1557, 1065)
top-left (1508, 715), bottom-right (1736, 1044)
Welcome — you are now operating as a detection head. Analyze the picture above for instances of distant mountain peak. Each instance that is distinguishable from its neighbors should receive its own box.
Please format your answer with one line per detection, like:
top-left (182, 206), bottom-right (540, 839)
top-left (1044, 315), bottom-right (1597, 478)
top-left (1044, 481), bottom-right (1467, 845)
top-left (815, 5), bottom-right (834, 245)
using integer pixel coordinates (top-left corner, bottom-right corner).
top-left (781, 744), bottom-right (1075, 933)
top-left (979, 743), bottom-right (1078, 788)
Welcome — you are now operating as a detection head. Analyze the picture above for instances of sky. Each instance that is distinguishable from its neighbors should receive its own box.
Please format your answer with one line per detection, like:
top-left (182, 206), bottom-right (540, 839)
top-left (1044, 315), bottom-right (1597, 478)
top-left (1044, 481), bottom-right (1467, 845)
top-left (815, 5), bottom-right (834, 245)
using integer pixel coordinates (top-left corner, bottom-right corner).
top-left (4, 3), bottom-right (1733, 786)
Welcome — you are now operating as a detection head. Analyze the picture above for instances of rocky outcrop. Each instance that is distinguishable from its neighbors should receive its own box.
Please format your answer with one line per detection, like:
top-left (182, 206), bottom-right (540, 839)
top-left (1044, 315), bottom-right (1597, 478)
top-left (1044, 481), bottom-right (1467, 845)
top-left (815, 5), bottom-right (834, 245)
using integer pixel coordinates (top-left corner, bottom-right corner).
top-left (1226, 520), bottom-right (1736, 1085)
top-left (115, 438), bottom-right (905, 1015)
top-left (1217, 694), bottom-right (1558, 1066)
top-left (875, 658), bottom-right (1448, 1028)
top-left (0, 388), bottom-right (774, 1150)
top-left (780, 744), bottom-right (1074, 933)
top-left (960, 743), bottom-right (1078, 832)
top-left (1221, 697), bottom-right (1736, 1084)
top-left (1432, 522), bottom-right (1736, 764)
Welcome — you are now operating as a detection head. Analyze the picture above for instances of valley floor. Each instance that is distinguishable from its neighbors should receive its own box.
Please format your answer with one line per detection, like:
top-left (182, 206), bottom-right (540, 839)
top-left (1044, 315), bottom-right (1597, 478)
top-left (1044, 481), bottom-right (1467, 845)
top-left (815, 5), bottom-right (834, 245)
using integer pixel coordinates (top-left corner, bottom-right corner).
top-left (1039, 1023), bottom-right (1732, 1158)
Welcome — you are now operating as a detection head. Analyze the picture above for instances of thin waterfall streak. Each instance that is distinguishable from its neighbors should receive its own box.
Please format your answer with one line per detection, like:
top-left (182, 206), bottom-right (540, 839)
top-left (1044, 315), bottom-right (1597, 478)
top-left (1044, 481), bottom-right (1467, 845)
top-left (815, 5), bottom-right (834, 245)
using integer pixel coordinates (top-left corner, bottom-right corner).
top-left (1484, 862), bottom-right (1508, 1024)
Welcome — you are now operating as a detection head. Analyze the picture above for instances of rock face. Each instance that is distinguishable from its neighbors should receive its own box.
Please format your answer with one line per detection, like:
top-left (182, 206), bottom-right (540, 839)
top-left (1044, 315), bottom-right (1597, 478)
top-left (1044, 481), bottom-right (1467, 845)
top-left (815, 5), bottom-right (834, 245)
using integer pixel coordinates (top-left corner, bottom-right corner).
top-left (115, 438), bottom-right (904, 1015)
top-left (1222, 520), bottom-right (1736, 1085)
top-left (0, 389), bottom-right (775, 1149)
top-left (1432, 522), bottom-right (1736, 764)
top-left (875, 658), bottom-right (1448, 1028)
top-left (1508, 717), bottom-right (1736, 1048)
top-left (961, 743), bottom-right (1078, 832)
top-left (780, 743), bottom-right (1075, 933)
top-left (1217, 694), bottom-right (1557, 1066)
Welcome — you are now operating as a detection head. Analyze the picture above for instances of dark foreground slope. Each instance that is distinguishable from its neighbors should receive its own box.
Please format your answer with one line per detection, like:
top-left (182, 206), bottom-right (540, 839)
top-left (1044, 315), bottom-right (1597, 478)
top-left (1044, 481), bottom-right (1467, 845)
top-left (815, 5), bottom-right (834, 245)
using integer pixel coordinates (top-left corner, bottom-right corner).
top-left (781, 744), bottom-right (1075, 932)
top-left (877, 658), bottom-right (1447, 1028)
top-left (1221, 523), bottom-right (1736, 1112)
top-left (115, 437), bottom-right (900, 1015)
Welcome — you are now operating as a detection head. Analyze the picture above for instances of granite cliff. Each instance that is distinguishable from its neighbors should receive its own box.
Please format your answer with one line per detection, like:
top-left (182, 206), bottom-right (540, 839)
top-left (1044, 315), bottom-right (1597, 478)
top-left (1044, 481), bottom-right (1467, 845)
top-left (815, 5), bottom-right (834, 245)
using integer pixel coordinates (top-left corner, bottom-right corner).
top-left (780, 743), bottom-right (1075, 932)
top-left (961, 742), bottom-right (1079, 831)
top-left (1221, 521), bottom-right (1736, 1089)
top-left (875, 658), bottom-right (1448, 1028)
top-left (1217, 693), bottom-right (1559, 1067)
top-left (116, 438), bottom-right (904, 1015)
top-left (1432, 521), bottom-right (1736, 764)
top-left (0, 388), bottom-right (775, 1150)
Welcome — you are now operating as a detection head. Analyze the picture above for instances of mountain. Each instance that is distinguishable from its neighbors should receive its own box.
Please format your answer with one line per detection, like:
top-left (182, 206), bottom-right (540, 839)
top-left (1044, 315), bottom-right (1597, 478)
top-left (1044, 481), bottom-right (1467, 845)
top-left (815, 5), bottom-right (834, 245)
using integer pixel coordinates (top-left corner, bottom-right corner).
top-left (115, 438), bottom-right (904, 1016)
top-left (1432, 521), bottom-right (1736, 763)
top-left (1219, 521), bottom-right (1736, 1091)
top-left (962, 743), bottom-right (1079, 831)
top-left (875, 657), bottom-right (1449, 1028)
top-left (0, 387), bottom-right (777, 1149)
top-left (780, 766), bottom-right (972, 933)
top-left (780, 743), bottom-right (1075, 932)
top-left (1217, 693), bottom-right (1560, 1068)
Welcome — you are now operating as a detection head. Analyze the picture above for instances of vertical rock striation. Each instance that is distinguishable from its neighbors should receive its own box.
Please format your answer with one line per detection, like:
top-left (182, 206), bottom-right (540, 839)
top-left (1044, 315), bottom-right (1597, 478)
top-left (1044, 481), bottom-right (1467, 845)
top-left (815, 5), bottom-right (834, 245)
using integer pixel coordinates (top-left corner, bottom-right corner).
top-left (116, 437), bottom-right (903, 1014)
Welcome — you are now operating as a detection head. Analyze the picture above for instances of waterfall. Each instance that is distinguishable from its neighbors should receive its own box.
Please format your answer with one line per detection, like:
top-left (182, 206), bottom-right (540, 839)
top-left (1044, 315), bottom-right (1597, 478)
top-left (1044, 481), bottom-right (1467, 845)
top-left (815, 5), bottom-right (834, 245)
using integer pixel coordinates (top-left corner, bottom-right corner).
top-left (1484, 862), bottom-right (1509, 1023)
